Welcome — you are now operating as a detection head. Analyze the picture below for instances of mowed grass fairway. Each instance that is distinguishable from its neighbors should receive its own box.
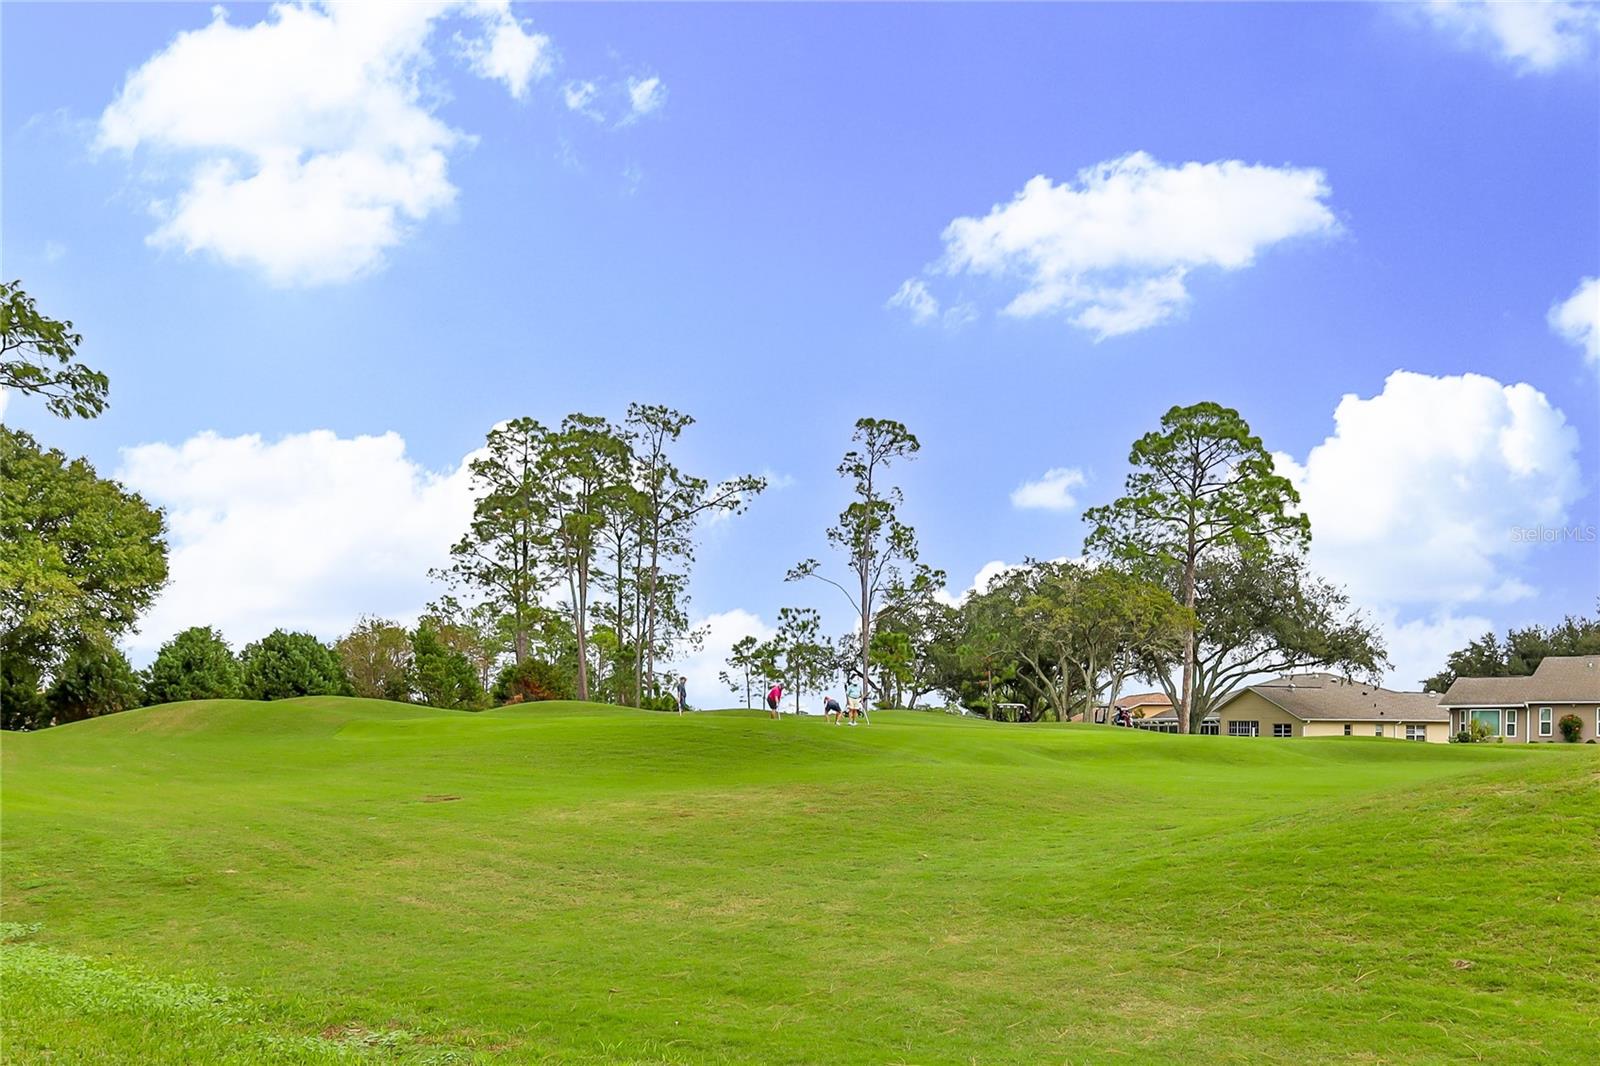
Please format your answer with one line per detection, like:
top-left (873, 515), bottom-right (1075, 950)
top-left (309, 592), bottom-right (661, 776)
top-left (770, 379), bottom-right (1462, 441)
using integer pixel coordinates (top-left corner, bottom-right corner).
top-left (3, 699), bottom-right (1597, 1064)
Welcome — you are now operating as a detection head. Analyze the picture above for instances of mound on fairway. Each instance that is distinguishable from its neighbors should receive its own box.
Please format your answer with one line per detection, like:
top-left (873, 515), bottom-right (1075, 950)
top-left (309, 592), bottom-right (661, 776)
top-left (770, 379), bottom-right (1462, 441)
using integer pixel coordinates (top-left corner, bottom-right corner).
top-left (3, 697), bottom-right (1596, 1064)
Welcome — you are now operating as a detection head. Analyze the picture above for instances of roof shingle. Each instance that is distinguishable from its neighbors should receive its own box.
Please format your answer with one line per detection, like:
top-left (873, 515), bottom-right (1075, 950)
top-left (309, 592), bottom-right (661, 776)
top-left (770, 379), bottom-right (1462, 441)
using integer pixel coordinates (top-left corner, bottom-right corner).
top-left (1439, 656), bottom-right (1600, 707)
top-left (1222, 674), bottom-right (1448, 722)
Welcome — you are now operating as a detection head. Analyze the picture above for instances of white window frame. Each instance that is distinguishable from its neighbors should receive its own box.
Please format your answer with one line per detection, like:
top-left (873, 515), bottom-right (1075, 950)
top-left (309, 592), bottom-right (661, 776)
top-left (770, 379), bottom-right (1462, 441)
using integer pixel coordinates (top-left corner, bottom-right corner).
top-left (1506, 709), bottom-right (1516, 737)
top-left (1343, 723), bottom-right (1352, 736)
top-left (1374, 723), bottom-right (1384, 737)
top-left (1405, 723), bottom-right (1426, 741)
top-left (1272, 723), bottom-right (1292, 738)
top-left (1228, 720), bottom-right (1259, 737)
top-left (1539, 706), bottom-right (1553, 737)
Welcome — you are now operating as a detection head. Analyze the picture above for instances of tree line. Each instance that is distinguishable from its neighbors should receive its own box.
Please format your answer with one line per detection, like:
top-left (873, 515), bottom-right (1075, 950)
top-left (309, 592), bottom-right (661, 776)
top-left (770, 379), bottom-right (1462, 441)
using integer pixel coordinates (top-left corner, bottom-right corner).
top-left (431, 408), bottom-right (765, 707)
top-left (1, 280), bottom-right (771, 726)
top-left (1423, 610), bottom-right (1600, 692)
top-left (4, 279), bottom-right (1585, 732)
top-left (731, 405), bottom-right (1390, 729)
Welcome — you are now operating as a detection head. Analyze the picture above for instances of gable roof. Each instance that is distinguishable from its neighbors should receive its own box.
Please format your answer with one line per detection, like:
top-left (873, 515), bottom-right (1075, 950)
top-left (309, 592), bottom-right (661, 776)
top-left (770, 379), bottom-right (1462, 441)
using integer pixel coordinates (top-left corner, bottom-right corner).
top-left (1116, 691), bottom-right (1171, 712)
top-left (1439, 656), bottom-right (1600, 707)
top-left (1128, 705), bottom-right (1215, 722)
top-left (1220, 673), bottom-right (1448, 723)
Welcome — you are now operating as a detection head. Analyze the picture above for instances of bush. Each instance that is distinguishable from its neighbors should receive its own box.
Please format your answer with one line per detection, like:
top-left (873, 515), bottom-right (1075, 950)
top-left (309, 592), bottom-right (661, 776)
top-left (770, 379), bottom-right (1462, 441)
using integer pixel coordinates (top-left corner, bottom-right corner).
top-left (1557, 714), bottom-right (1583, 743)
top-left (411, 621), bottom-right (486, 710)
top-left (144, 626), bottom-right (241, 704)
top-left (641, 692), bottom-right (678, 713)
top-left (45, 639), bottom-right (143, 724)
top-left (0, 656), bottom-right (47, 731)
top-left (240, 630), bottom-right (348, 701)
top-left (335, 617), bottom-right (412, 702)
top-left (491, 660), bottom-right (572, 705)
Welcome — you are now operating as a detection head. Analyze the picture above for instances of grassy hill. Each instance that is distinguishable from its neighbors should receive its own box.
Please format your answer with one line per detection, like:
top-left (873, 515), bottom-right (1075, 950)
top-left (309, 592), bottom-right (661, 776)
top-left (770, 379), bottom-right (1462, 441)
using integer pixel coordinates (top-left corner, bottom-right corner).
top-left (3, 698), bottom-right (1595, 1064)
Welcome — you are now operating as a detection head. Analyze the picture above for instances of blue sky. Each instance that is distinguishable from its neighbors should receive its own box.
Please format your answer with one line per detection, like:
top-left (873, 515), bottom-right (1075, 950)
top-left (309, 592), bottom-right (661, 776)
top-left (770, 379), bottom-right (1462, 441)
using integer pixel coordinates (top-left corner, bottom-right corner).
top-left (3, 1), bottom-right (1597, 697)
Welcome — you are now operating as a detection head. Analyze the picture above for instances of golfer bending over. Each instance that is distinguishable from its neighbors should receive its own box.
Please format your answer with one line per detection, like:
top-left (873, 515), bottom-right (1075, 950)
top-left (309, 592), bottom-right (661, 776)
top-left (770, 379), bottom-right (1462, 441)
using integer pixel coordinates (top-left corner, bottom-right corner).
top-left (823, 695), bottom-right (843, 723)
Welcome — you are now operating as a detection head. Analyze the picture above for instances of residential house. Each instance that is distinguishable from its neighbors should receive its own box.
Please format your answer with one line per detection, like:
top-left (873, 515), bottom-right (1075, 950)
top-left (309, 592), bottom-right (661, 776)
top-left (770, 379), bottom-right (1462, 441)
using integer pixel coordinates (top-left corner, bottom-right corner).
top-left (1123, 694), bottom-right (1220, 734)
top-left (1438, 655), bottom-right (1600, 743)
top-left (1088, 691), bottom-right (1172, 725)
top-left (1212, 673), bottom-right (1450, 741)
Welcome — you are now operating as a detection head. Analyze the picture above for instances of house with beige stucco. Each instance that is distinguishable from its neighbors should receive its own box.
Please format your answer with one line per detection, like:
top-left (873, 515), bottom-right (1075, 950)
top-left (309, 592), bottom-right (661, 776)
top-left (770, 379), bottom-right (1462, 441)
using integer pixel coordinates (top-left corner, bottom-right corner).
top-left (1438, 655), bottom-right (1600, 743)
top-left (1090, 691), bottom-right (1177, 727)
top-left (1211, 673), bottom-right (1451, 741)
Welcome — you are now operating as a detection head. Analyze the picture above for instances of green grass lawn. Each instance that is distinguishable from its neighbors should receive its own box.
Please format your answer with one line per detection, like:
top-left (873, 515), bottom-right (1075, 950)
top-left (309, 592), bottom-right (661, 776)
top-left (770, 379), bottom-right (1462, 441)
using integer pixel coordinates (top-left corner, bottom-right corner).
top-left (3, 698), bottom-right (1596, 1064)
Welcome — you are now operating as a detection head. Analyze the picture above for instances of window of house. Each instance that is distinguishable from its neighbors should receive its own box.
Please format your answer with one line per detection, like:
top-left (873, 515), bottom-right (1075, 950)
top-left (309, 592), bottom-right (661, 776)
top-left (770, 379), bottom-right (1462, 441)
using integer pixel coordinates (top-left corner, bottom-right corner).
top-left (1471, 709), bottom-right (1501, 734)
top-left (1272, 723), bottom-right (1292, 737)
top-left (1506, 709), bottom-right (1516, 737)
top-left (1199, 720), bottom-right (1219, 735)
top-left (1374, 724), bottom-right (1384, 737)
top-left (1405, 724), bottom-right (1426, 741)
top-left (1343, 723), bottom-right (1352, 736)
top-left (1539, 707), bottom-right (1552, 737)
top-left (1228, 720), bottom-right (1258, 737)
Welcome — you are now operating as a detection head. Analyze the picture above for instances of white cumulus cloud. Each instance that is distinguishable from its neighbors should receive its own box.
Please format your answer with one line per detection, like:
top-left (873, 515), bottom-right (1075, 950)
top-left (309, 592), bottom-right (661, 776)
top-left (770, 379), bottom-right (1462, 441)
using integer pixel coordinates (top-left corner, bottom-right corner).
top-left (116, 429), bottom-right (477, 655)
top-left (887, 278), bottom-right (978, 328)
top-left (458, 3), bottom-right (553, 98)
top-left (669, 608), bottom-right (776, 711)
top-left (1010, 467), bottom-right (1087, 512)
top-left (919, 151), bottom-right (1336, 339)
top-left (1378, 608), bottom-right (1498, 692)
top-left (887, 278), bottom-right (941, 324)
top-left (96, 1), bottom-right (552, 286)
top-left (625, 75), bottom-right (667, 120)
top-left (1275, 371), bottom-right (1582, 682)
top-left (563, 79), bottom-right (602, 120)
top-left (1549, 276), bottom-right (1599, 366)
top-left (1416, 0), bottom-right (1600, 73)
top-left (935, 556), bottom-right (1080, 608)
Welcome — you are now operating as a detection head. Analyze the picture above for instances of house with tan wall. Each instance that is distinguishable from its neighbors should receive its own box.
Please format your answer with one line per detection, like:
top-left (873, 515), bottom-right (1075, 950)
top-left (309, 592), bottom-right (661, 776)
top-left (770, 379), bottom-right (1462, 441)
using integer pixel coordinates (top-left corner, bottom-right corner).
top-left (1438, 656), bottom-right (1600, 743)
top-left (1212, 674), bottom-right (1450, 741)
top-left (1088, 691), bottom-right (1173, 725)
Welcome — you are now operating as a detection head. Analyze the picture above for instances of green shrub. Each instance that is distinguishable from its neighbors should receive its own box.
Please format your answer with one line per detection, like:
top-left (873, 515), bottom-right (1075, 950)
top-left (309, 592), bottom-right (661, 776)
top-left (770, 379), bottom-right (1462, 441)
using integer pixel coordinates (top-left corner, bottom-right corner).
top-left (45, 639), bottom-right (143, 724)
top-left (491, 659), bottom-right (573, 705)
top-left (410, 621), bottom-right (485, 710)
top-left (144, 626), bottom-right (241, 704)
top-left (0, 657), bottom-right (47, 731)
top-left (1557, 714), bottom-right (1583, 743)
top-left (239, 630), bottom-right (348, 701)
top-left (641, 692), bottom-right (678, 713)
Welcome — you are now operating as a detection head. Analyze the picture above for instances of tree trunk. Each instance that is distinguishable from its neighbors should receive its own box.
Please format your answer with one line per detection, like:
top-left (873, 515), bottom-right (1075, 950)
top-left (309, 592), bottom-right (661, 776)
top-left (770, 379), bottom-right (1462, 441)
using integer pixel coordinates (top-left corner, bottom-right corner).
top-left (644, 535), bottom-right (660, 707)
top-left (1178, 539), bottom-right (1197, 734)
top-left (574, 562), bottom-right (590, 702)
